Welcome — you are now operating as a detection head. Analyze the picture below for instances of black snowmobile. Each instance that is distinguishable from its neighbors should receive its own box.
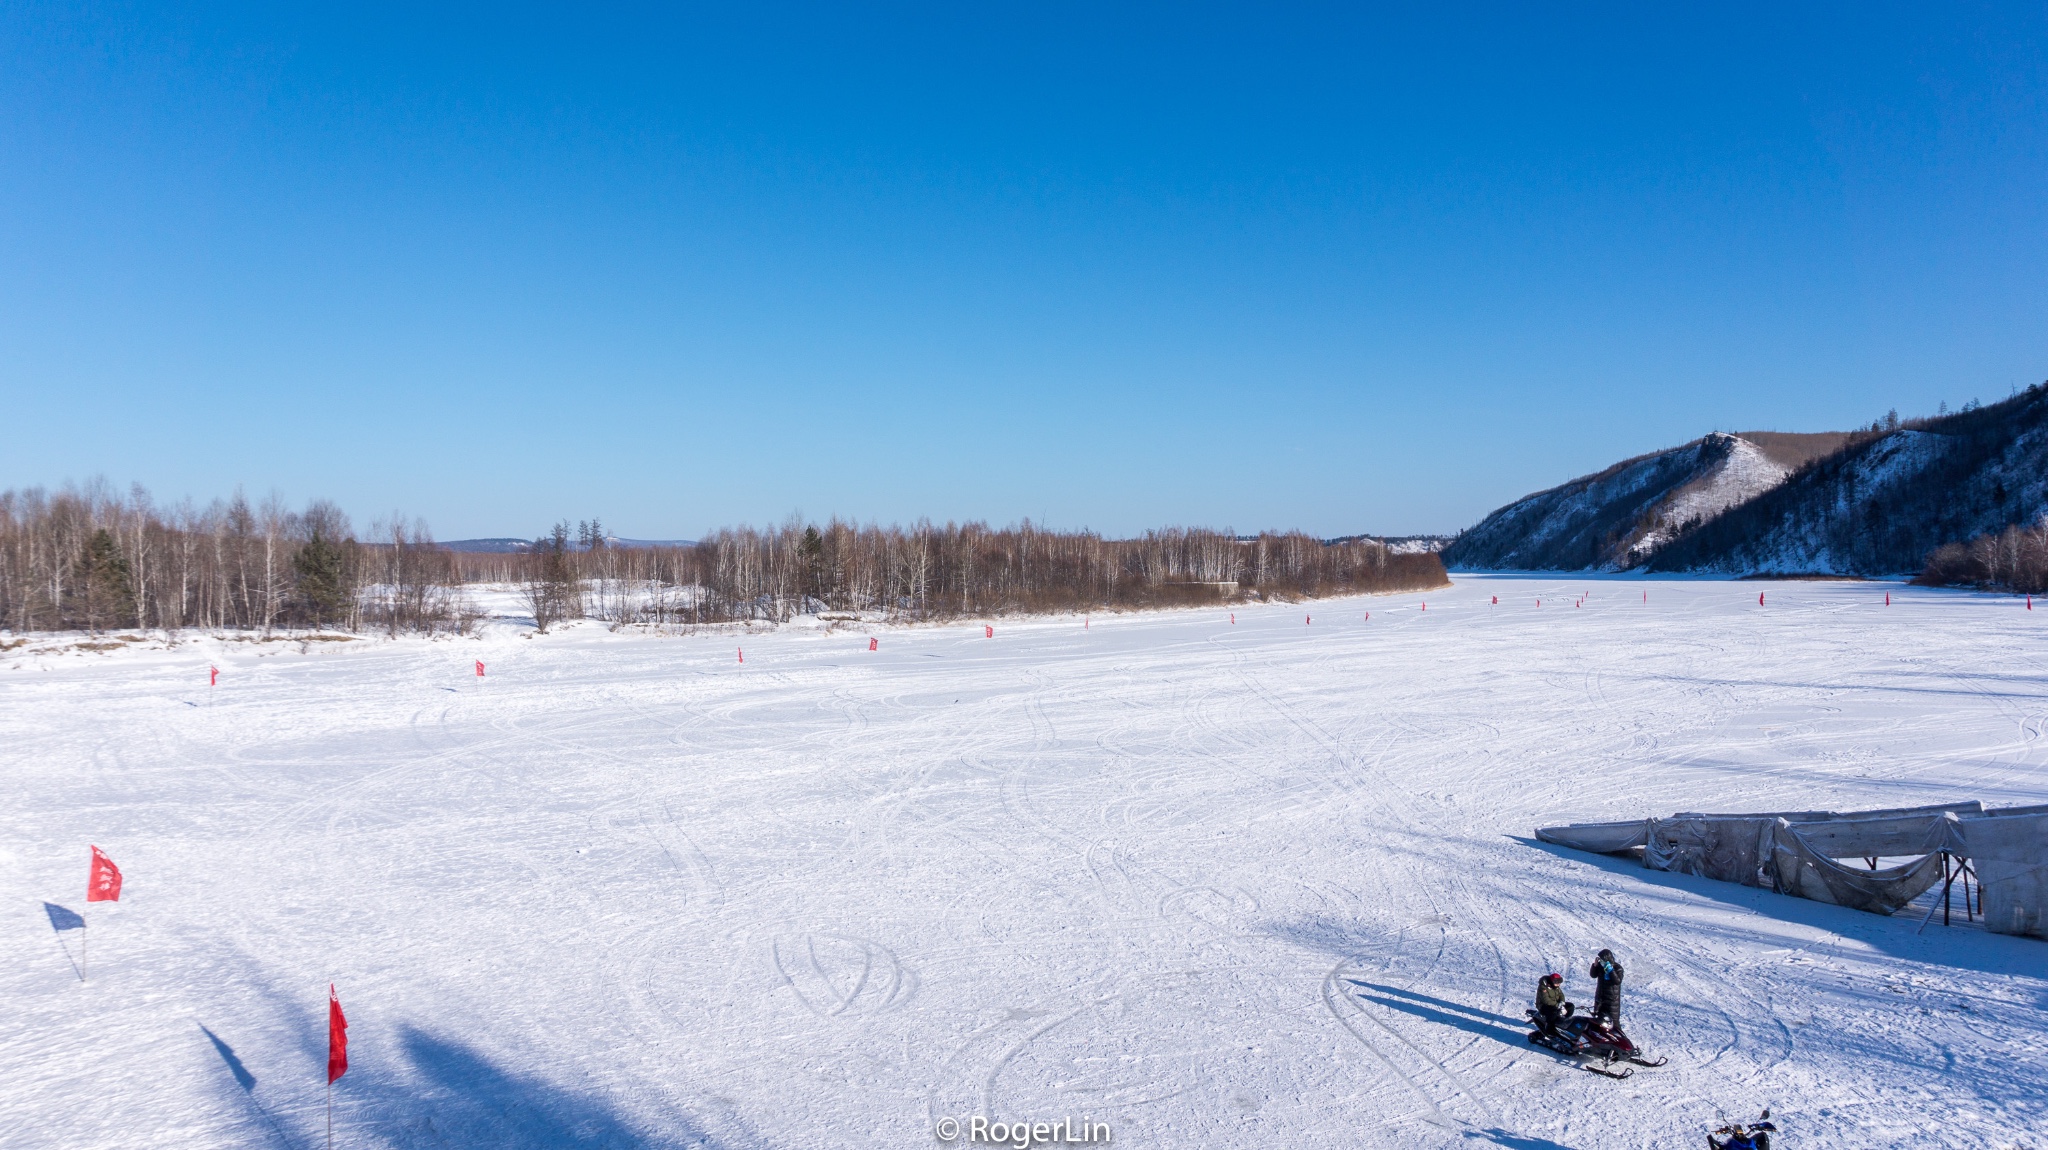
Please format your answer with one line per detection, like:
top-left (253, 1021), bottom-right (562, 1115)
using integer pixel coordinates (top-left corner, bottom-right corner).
top-left (1523, 1009), bottom-right (1667, 1079)
top-left (1707, 1109), bottom-right (1776, 1149)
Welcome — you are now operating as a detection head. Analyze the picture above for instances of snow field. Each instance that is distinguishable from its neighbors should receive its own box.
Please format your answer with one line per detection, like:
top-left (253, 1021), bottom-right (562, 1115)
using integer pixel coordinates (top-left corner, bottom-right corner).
top-left (2, 575), bottom-right (2044, 1149)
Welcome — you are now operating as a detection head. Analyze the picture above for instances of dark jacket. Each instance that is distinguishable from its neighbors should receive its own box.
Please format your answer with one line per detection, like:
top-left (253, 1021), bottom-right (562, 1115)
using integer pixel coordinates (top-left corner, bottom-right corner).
top-left (1536, 981), bottom-right (1566, 1010)
top-left (1590, 958), bottom-right (1623, 991)
top-left (1591, 958), bottom-right (1624, 1016)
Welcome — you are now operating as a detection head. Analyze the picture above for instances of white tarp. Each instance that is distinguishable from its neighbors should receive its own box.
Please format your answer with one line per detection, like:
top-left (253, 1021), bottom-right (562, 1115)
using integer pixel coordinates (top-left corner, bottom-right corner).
top-left (1765, 817), bottom-right (1951, 914)
top-left (1542, 801), bottom-right (2041, 927)
top-left (1534, 819), bottom-right (1650, 854)
top-left (1962, 809), bottom-right (2048, 939)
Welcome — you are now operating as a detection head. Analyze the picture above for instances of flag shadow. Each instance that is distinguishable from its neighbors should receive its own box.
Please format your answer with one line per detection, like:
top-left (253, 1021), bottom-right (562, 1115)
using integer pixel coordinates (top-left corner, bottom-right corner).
top-left (333, 1025), bottom-right (772, 1149)
top-left (198, 1023), bottom-right (301, 1149)
top-left (42, 902), bottom-right (83, 981)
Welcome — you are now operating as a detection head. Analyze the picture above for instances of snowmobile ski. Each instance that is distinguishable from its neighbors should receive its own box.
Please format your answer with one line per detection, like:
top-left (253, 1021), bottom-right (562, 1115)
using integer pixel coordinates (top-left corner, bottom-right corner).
top-left (1582, 1062), bottom-right (1633, 1080)
top-left (1628, 1055), bottom-right (1668, 1068)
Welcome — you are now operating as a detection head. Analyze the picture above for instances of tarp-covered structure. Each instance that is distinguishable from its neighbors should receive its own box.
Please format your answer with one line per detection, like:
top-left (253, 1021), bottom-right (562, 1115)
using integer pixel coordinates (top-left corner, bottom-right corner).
top-left (1537, 801), bottom-right (2048, 939)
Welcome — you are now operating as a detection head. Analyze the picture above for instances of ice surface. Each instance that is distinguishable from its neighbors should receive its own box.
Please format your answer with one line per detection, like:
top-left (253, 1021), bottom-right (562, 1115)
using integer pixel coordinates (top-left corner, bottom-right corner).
top-left (3, 575), bottom-right (2044, 1148)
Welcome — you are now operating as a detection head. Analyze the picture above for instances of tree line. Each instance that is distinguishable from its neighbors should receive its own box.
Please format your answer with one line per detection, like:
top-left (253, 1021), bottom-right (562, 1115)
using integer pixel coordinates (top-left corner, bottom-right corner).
top-left (1919, 519), bottom-right (2048, 595)
top-left (0, 483), bottom-right (468, 636)
top-left (0, 485), bottom-right (1448, 636)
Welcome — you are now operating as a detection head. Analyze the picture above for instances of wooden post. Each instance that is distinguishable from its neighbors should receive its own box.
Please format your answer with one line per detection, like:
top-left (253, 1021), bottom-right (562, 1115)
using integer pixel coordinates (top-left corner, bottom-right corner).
top-left (1941, 852), bottom-right (1953, 927)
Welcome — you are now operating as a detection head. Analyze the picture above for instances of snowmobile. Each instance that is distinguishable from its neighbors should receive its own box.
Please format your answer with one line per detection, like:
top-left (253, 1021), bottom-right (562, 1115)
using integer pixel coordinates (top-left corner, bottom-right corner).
top-left (1708, 1110), bottom-right (1776, 1149)
top-left (1523, 1008), bottom-right (1667, 1079)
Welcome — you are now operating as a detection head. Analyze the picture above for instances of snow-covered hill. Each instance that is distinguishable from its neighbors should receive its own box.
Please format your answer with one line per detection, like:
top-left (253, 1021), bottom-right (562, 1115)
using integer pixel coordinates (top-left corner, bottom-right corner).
top-left (1649, 387), bottom-right (2048, 575)
top-left (1442, 432), bottom-right (1830, 571)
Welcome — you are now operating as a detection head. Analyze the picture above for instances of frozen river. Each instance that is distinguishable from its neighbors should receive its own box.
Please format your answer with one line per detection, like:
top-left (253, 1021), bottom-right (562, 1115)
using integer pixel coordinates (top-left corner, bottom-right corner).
top-left (3, 574), bottom-right (2043, 1148)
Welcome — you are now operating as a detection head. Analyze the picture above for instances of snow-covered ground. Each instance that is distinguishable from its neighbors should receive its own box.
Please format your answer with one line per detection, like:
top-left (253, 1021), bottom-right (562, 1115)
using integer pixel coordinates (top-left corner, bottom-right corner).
top-left (3, 575), bottom-right (2044, 1149)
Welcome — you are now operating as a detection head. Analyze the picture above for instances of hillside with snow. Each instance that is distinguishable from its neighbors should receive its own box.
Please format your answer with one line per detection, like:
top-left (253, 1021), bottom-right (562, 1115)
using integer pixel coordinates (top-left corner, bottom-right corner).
top-left (1648, 387), bottom-right (2048, 575)
top-left (1441, 432), bottom-right (1844, 571)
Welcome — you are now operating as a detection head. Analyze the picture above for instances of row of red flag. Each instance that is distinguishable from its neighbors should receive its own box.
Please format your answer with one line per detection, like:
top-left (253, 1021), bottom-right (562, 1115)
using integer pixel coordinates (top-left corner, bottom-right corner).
top-left (211, 585), bottom-right (2046, 688)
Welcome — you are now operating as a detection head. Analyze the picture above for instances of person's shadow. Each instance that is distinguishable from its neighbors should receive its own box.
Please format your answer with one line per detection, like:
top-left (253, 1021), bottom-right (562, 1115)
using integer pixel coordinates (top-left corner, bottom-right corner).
top-left (1344, 979), bottom-right (1534, 1047)
top-left (43, 902), bottom-right (84, 980)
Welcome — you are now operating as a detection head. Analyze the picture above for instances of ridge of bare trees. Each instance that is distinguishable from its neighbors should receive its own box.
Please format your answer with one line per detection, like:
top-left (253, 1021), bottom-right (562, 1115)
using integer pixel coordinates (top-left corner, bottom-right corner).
top-left (457, 518), bottom-right (1449, 626)
top-left (1918, 517), bottom-right (2048, 595)
top-left (1, 484), bottom-right (1448, 635)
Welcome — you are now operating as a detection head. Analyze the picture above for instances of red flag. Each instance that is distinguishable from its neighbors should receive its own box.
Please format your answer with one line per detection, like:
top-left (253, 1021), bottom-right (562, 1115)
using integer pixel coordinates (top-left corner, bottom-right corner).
top-left (327, 985), bottom-right (349, 1083)
top-left (1229, 613), bottom-right (1235, 624)
top-left (1084, 617), bottom-right (1089, 630)
top-left (985, 625), bottom-right (993, 638)
top-left (1491, 595), bottom-right (1497, 605)
top-left (868, 637), bottom-right (877, 651)
top-left (209, 665), bottom-right (219, 686)
top-left (1305, 615), bottom-right (1311, 625)
top-left (1364, 612), bottom-right (1370, 621)
top-left (1886, 592), bottom-right (1891, 606)
top-left (1421, 602), bottom-right (1426, 611)
top-left (737, 648), bottom-right (744, 664)
top-left (475, 660), bottom-right (485, 678)
top-left (88, 845), bottom-right (122, 903)
top-left (1759, 592), bottom-right (1765, 605)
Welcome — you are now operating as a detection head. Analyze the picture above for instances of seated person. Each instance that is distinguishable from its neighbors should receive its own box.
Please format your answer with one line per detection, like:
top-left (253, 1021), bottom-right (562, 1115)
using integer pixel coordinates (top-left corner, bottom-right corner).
top-left (1534, 973), bottom-right (1572, 1034)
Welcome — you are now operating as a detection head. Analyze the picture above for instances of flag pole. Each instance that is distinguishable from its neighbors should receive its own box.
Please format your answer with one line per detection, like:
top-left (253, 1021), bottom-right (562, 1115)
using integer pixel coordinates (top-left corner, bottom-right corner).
top-left (327, 1079), bottom-right (333, 1150)
top-left (81, 916), bottom-right (87, 983)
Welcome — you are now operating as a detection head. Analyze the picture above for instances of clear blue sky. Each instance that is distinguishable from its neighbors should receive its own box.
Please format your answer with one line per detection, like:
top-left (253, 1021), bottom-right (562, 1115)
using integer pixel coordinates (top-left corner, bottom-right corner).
top-left (5, 4), bottom-right (2046, 539)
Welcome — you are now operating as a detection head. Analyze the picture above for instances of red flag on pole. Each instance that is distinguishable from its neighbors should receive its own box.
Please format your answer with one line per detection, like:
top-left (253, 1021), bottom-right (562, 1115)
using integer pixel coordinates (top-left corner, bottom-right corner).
top-left (88, 846), bottom-right (122, 903)
top-left (1229, 613), bottom-right (1235, 624)
top-left (1305, 615), bottom-right (1311, 625)
top-left (327, 985), bottom-right (349, 1083)
top-left (475, 660), bottom-right (485, 678)
top-left (1364, 612), bottom-right (1370, 621)
top-left (736, 648), bottom-right (744, 664)
top-left (209, 665), bottom-right (219, 686)
top-left (1759, 592), bottom-right (1765, 605)
top-left (985, 625), bottom-right (993, 638)
top-left (1491, 595), bottom-right (1497, 605)
top-left (1885, 592), bottom-right (1891, 606)
top-left (868, 637), bottom-right (877, 651)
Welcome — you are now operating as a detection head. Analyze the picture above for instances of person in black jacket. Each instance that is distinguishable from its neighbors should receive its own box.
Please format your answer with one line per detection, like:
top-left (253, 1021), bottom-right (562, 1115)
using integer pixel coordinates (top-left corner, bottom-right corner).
top-left (1589, 949), bottom-right (1624, 1023)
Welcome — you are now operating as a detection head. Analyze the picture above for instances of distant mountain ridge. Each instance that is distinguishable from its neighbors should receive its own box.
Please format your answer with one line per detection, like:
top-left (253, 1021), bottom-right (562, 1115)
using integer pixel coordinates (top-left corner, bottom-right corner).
top-left (1444, 385), bottom-right (2048, 575)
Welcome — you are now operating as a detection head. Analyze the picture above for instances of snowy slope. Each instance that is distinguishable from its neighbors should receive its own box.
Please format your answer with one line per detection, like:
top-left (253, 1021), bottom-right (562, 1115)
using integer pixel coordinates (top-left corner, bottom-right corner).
top-left (1621, 436), bottom-right (1790, 562)
top-left (3, 580), bottom-right (2046, 1149)
top-left (1652, 388), bottom-right (2048, 575)
top-left (1444, 434), bottom-right (1796, 571)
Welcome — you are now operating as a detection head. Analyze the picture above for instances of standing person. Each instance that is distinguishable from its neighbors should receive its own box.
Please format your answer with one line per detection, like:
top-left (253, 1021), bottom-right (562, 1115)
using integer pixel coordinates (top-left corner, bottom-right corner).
top-left (1534, 973), bottom-right (1573, 1035)
top-left (1589, 949), bottom-right (1624, 1024)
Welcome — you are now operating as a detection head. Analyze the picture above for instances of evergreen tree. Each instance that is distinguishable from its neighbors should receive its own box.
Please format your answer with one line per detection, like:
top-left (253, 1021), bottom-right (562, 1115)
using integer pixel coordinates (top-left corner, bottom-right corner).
top-left (293, 525), bottom-right (351, 626)
top-left (74, 528), bottom-right (134, 632)
top-left (798, 525), bottom-right (826, 603)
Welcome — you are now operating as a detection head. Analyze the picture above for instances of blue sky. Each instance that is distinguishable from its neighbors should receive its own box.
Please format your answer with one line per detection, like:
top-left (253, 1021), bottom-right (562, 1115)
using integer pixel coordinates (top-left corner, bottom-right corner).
top-left (4, 4), bottom-right (2046, 538)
